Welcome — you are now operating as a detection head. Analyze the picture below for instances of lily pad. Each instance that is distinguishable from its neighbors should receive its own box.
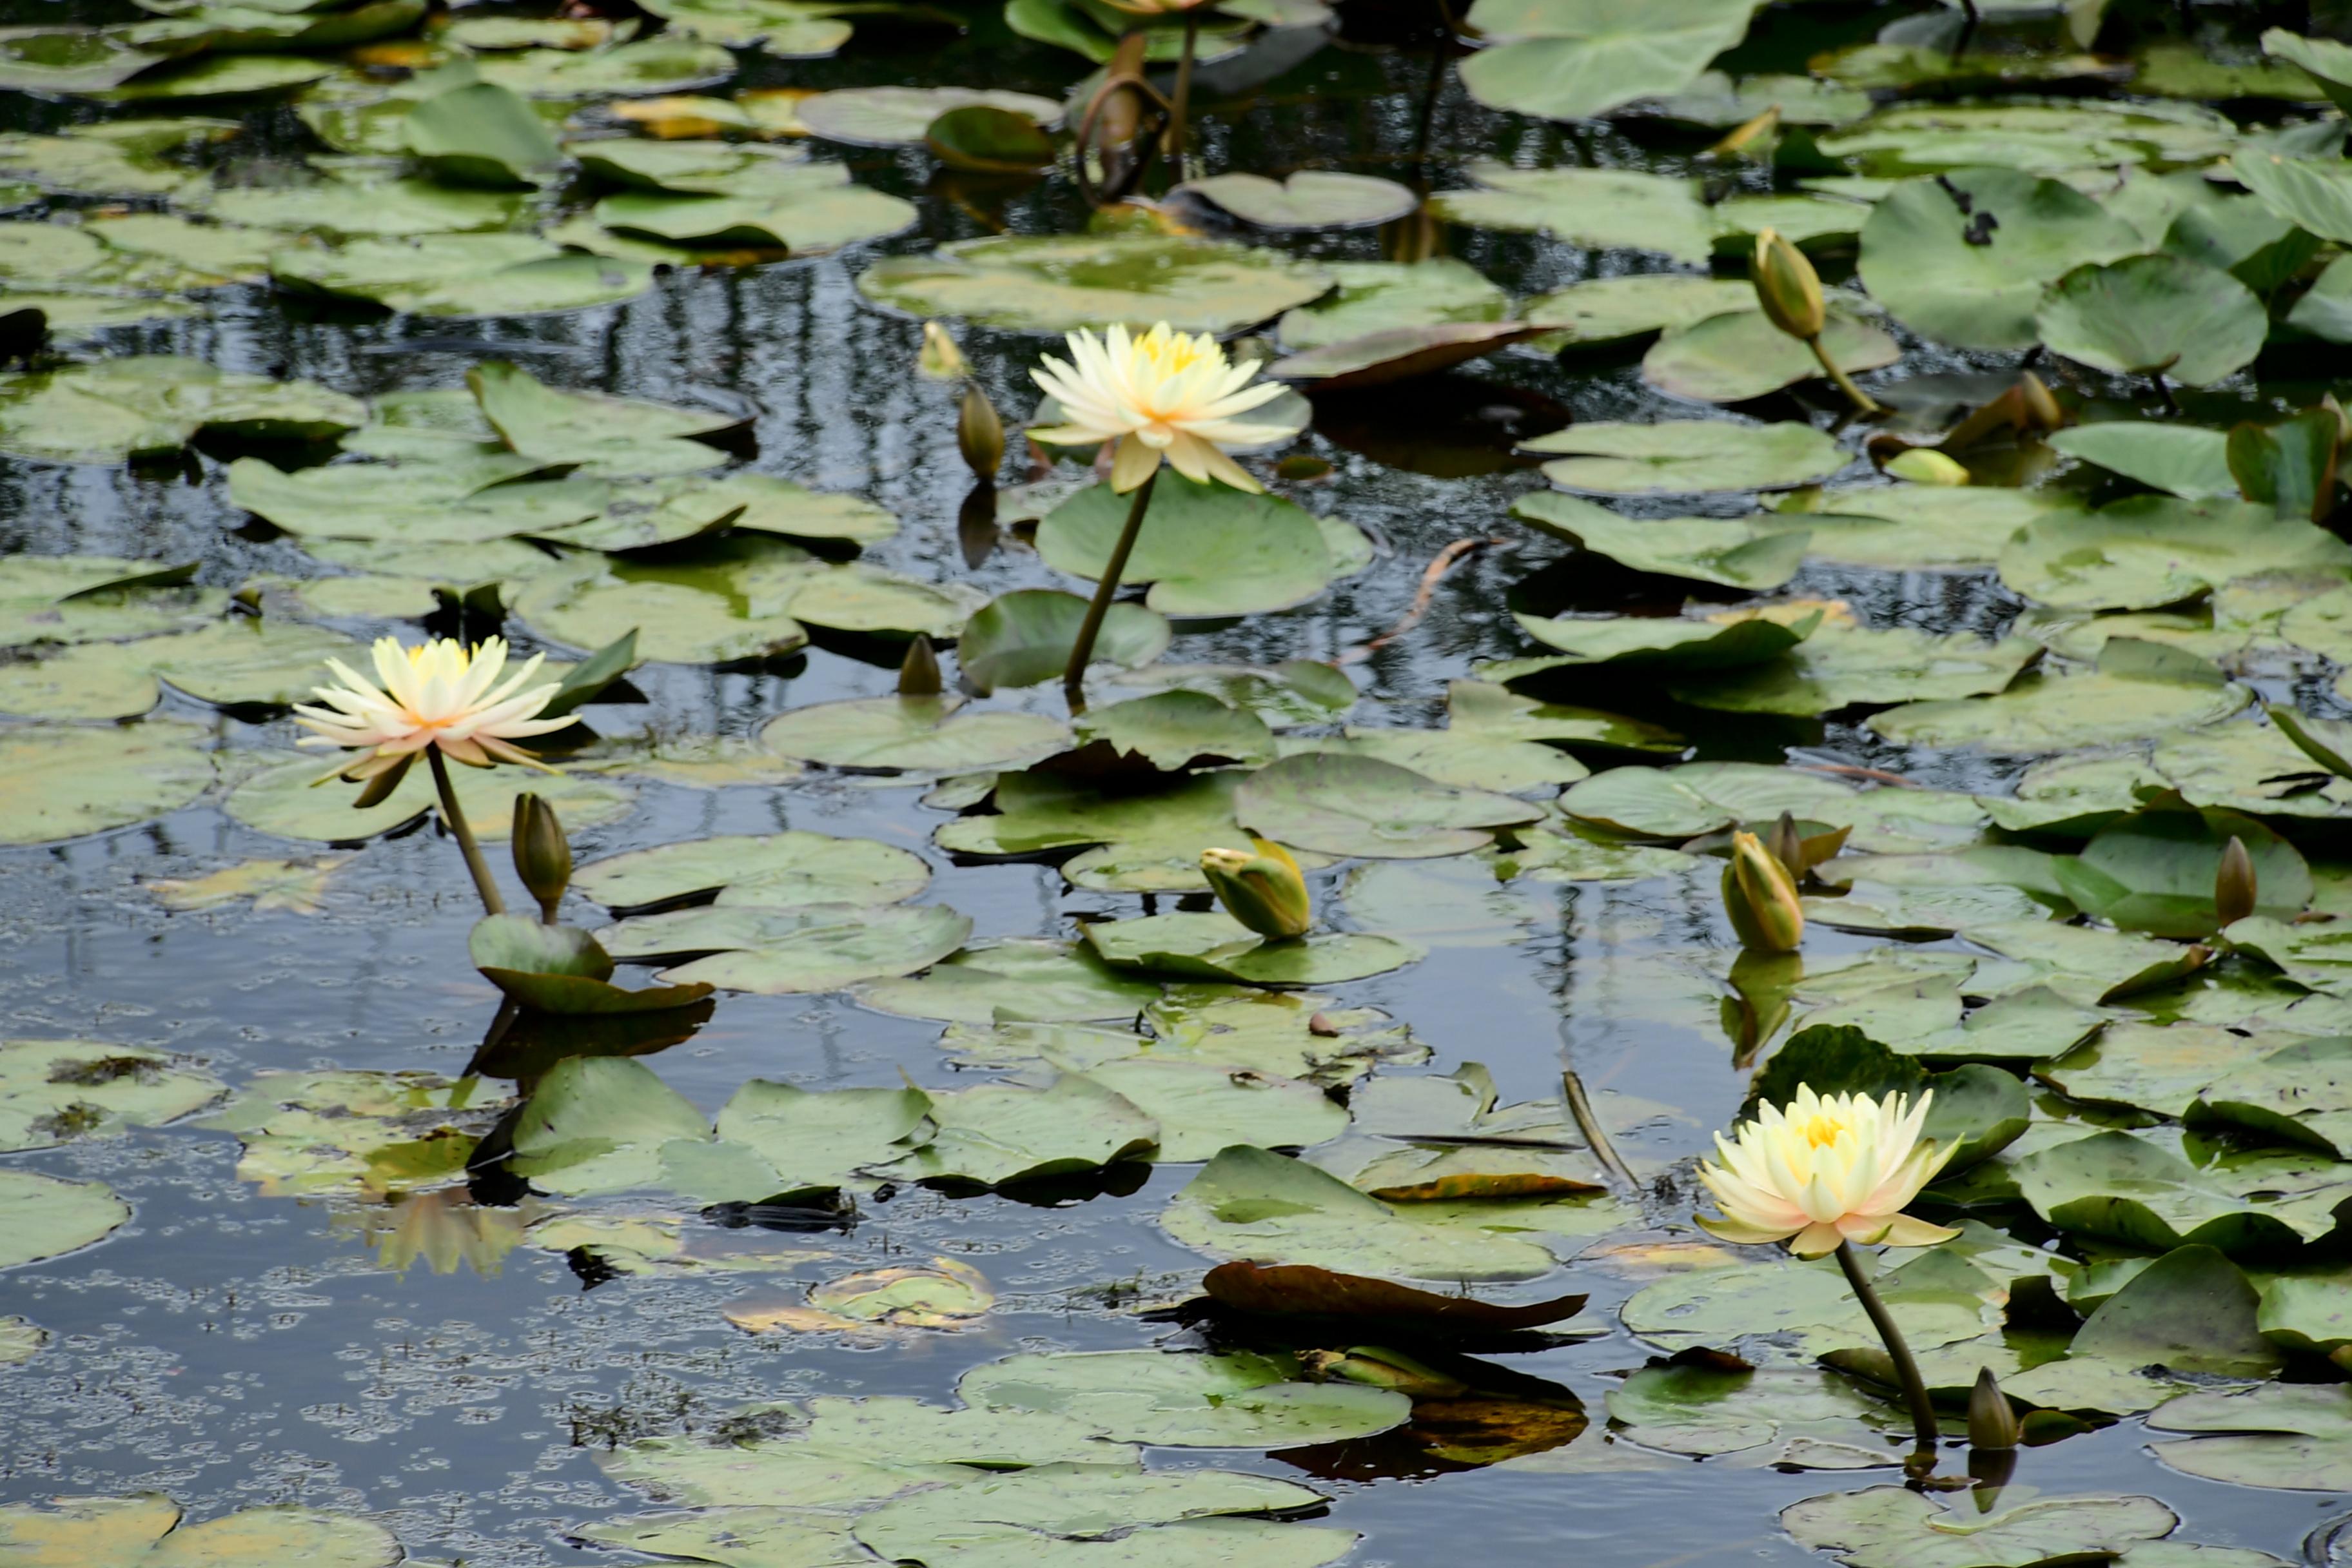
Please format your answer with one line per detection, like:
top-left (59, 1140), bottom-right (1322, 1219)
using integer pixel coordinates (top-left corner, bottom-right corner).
top-left (1457, 0), bottom-right (1767, 124)
top-left (1431, 163), bottom-right (1714, 264)
top-left (1274, 259), bottom-right (1511, 351)
top-left (1037, 475), bottom-right (1364, 617)
top-left (1499, 609), bottom-right (1818, 675)
top-left (1560, 761), bottom-right (1855, 839)
top-left (1234, 752), bottom-right (1540, 859)
top-left (1782, 1487), bottom-right (2182, 1568)
top-left (959, 1348), bottom-right (1407, 1448)
top-left (1667, 623), bottom-right (2041, 715)
top-left (879, 1073), bottom-right (1155, 1186)
top-left (2150, 1383), bottom-right (2352, 1491)
top-left (958, 590), bottom-right (1170, 694)
top-left (0, 1041), bottom-right (224, 1152)
top-left (1075, 691), bottom-right (1275, 770)
top-left (0, 355), bottom-right (362, 464)
top-left (858, 234), bottom-right (1333, 335)
top-left (1177, 171), bottom-right (1418, 231)
top-left (271, 234), bottom-right (652, 317)
top-left (1520, 274), bottom-right (1758, 350)
top-left (2037, 254), bottom-right (2268, 386)
top-left (600, 901), bottom-right (972, 995)
top-left (1082, 911), bottom-right (1422, 986)
top-left (1857, 168), bottom-right (2142, 350)
top-left (1521, 419), bottom-right (1848, 495)
top-left (0, 1494), bottom-right (401, 1567)
top-left (761, 696), bottom-right (1068, 775)
top-left (1267, 322), bottom-right (1547, 391)
top-left (222, 754), bottom-right (632, 843)
top-left (0, 720), bottom-right (214, 844)
top-left (1514, 493), bottom-right (1810, 589)
top-left (1870, 641), bottom-right (2249, 751)
top-left (2048, 422), bottom-right (2239, 499)
top-left (853, 938), bottom-right (1162, 1023)
top-left (796, 86), bottom-right (1059, 148)
top-left (2013, 1130), bottom-right (2315, 1254)
top-left (0, 1168), bottom-right (130, 1268)
top-left (1083, 1058), bottom-right (1347, 1162)
top-left (1641, 307), bottom-right (1901, 403)
top-left (574, 831), bottom-right (930, 912)
top-left (2233, 149), bottom-right (2352, 246)
top-left (1998, 496), bottom-right (2351, 610)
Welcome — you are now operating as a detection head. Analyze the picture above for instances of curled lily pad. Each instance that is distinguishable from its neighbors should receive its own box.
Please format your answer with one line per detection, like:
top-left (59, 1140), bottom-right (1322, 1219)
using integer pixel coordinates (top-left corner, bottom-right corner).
top-left (2232, 148), bottom-right (2352, 245)
top-left (936, 769), bottom-right (1284, 892)
top-left (2048, 422), bottom-right (2238, 499)
top-left (1175, 172), bottom-right (1418, 231)
top-left (1235, 752), bottom-right (1541, 859)
top-left (2037, 253), bottom-right (2268, 385)
top-left (1499, 608), bottom-right (1819, 676)
top-left (858, 234), bottom-right (1333, 335)
top-left (1081, 911), bottom-right (1424, 986)
top-left (1268, 322), bottom-right (1545, 391)
top-left (926, 104), bottom-right (1058, 173)
top-left (2013, 1130), bottom-right (2315, 1254)
top-left (2055, 794), bottom-right (2310, 937)
top-left (1520, 419), bottom-right (1848, 495)
top-left (1514, 493), bottom-right (1809, 589)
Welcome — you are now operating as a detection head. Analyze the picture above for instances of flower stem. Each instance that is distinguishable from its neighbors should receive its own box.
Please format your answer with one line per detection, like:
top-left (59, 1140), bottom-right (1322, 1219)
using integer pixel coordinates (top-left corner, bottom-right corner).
top-left (1166, 13), bottom-right (1199, 175)
top-left (1062, 466), bottom-right (1158, 714)
top-left (428, 747), bottom-right (506, 917)
top-left (1835, 1240), bottom-right (1940, 1464)
top-left (1809, 334), bottom-right (1882, 416)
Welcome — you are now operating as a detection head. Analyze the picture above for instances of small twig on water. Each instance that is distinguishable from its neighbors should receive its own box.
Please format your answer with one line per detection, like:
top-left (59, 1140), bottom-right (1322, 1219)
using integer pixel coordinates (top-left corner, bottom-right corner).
top-left (1562, 1068), bottom-right (1641, 1189)
top-left (1338, 536), bottom-right (1504, 665)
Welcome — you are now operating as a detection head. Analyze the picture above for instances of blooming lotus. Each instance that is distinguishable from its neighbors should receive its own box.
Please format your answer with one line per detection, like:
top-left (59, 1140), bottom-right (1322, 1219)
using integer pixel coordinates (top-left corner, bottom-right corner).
top-left (296, 636), bottom-right (575, 781)
top-left (1030, 321), bottom-right (1295, 493)
top-left (1695, 1085), bottom-right (1958, 1257)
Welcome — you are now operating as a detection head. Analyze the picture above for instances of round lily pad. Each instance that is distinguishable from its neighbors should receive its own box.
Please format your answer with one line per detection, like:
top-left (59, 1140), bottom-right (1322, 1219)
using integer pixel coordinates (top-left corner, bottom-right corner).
top-left (1235, 752), bottom-right (1542, 859)
top-left (1175, 171), bottom-right (1418, 230)
top-left (1521, 274), bottom-right (1759, 350)
top-left (611, 902), bottom-right (974, 995)
top-left (2036, 253), bottom-right (2268, 386)
top-left (0, 356), bottom-right (364, 464)
top-left (0, 1168), bottom-right (129, 1267)
top-left (1998, 495), bottom-right (2349, 611)
top-left (1642, 308), bottom-right (1901, 403)
top-left (1514, 493), bottom-right (1810, 589)
top-left (0, 1494), bottom-right (402, 1567)
top-left (760, 696), bottom-right (1068, 775)
top-left (1520, 420), bottom-right (1848, 495)
top-left (575, 831), bottom-right (931, 911)
top-left (223, 754), bottom-right (633, 843)
top-left (1456, 0), bottom-right (1767, 123)
top-left (796, 86), bottom-right (1059, 147)
top-left (957, 1348), bottom-right (1409, 1447)
top-left (1038, 475), bottom-right (1369, 618)
top-left (1275, 259), bottom-right (1510, 351)
top-left (0, 1041), bottom-right (224, 1152)
top-left (1082, 911), bottom-right (1424, 986)
top-left (858, 234), bottom-right (1334, 335)
top-left (852, 938), bottom-right (1161, 1023)
top-left (0, 720), bottom-right (214, 844)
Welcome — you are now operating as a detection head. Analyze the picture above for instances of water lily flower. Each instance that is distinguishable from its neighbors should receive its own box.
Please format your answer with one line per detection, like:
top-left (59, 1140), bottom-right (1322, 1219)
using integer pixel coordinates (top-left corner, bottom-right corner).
top-left (1030, 321), bottom-right (1294, 493)
top-left (1695, 1084), bottom-right (1958, 1257)
top-left (296, 635), bottom-right (574, 781)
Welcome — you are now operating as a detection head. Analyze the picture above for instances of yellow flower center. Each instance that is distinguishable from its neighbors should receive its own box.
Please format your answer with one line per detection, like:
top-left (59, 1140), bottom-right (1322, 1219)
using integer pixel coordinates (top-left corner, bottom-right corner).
top-left (1796, 1113), bottom-right (1850, 1148)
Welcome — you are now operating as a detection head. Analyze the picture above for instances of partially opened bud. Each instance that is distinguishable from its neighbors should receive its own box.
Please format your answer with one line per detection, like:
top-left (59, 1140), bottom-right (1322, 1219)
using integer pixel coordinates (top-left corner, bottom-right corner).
top-left (898, 634), bottom-right (941, 697)
top-left (1200, 838), bottom-right (1311, 940)
top-left (957, 383), bottom-right (1004, 485)
top-left (2216, 835), bottom-right (2257, 928)
top-left (1886, 448), bottom-right (1970, 486)
top-left (1300, 1346), bottom-right (1468, 1398)
top-left (511, 792), bottom-right (571, 923)
top-left (919, 321), bottom-right (968, 381)
top-left (1968, 1367), bottom-right (2021, 1451)
top-left (1724, 829), bottom-right (1804, 954)
top-left (1752, 228), bottom-right (1825, 342)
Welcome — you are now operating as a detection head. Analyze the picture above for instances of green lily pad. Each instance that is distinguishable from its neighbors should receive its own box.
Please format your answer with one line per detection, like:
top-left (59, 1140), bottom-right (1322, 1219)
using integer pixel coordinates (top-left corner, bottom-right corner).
top-left (1667, 623), bottom-right (2042, 715)
top-left (1782, 1487), bottom-right (2184, 1568)
top-left (2232, 148), bottom-right (2352, 245)
top-left (472, 37), bottom-right (735, 98)
top-left (1857, 168), bottom-right (2142, 350)
top-left (2037, 1019), bottom-right (2273, 1117)
top-left (222, 754), bottom-right (632, 843)
top-left (2014, 1130), bottom-right (2316, 1254)
top-left (1498, 609), bottom-right (1818, 676)
top-left (1099, 662), bottom-right (1355, 729)
top-left (0, 720), bottom-right (214, 844)
top-left (513, 553), bottom-right (811, 665)
top-left (1267, 321), bottom-right (1545, 391)
top-left (0, 1494), bottom-right (402, 1567)
top-left (1082, 1057), bottom-right (1346, 1162)
top-left (2048, 423), bottom-right (2239, 499)
top-left (1139, 988), bottom-right (1429, 1085)
top-left (1274, 259), bottom-right (1510, 351)
top-left (926, 104), bottom-right (1059, 173)
top-left (97, 52), bottom-right (334, 102)
top-left (1870, 641), bottom-right (2249, 751)
top-left (1309, 1061), bottom-right (1614, 1200)
top-left (2186, 1035), bottom-right (2352, 1157)
top-left (2037, 254), bottom-right (2269, 386)
top-left (1560, 761), bottom-right (1856, 839)
top-left (1457, 0), bottom-right (1769, 124)
top-left (2054, 794), bottom-right (2309, 937)
top-left (0, 117), bottom-right (230, 196)
top-left (1162, 1144), bottom-right (1583, 1282)
top-left (853, 1464), bottom-right (1353, 1568)
top-left (1430, 162), bottom-right (1714, 264)
top-left (1641, 306), bottom-right (1901, 403)
top-left (1622, 1243), bottom-right (2008, 1363)
top-left (206, 172), bottom-right (522, 237)
top-left (937, 769), bottom-right (1279, 892)
top-left (1520, 273), bottom-right (1759, 350)
top-left (470, 360), bottom-right (741, 477)
top-left (230, 458), bottom-right (605, 544)
top-left (2150, 1383), bottom-right (2352, 1491)
top-left (574, 831), bottom-right (930, 912)
top-left (852, 938), bottom-right (1162, 1023)
top-left (0, 355), bottom-right (362, 464)
top-left (958, 589), bottom-right (1170, 695)
top-left (1522, 419), bottom-right (1848, 495)
top-left (1076, 691), bottom-right (1275, 770)
top-left (631, 0), bottom-right (850, 50)
top-left (1605, 1362), bottom-right (1896, 1462)
top-left (879, 1073), bottom-right (1155, 1186)
top-left (1776, 484), bottom-right (2090, 571)
top-left (1999, 496), bottom-right (2351, 610)
top-left (593, 169), bottom-right (916, 255)
top-left (1821, 100), bottom-right (2237, 177)
top-left (404, 80), bottom-right (560, 188)
top-left (1176, 171), bottom-right (1417, 231)
top-left (271, 234), bottom-right (652, 317)
top-left (1082, 910), bottom-right (1422, 985)
top-left (796, 86), bottom-right (1059, 148)
top-left (761, 696), bottom-right (1068, 775)
top-left (0, 1168), bottom-right (130, 1268)
top-left (1514, 493), bottom-right (1809, 589)
top-left (0, 1041), bottom-right (223, 1152)
top-left (959, 1347), bottom-right (1408, 1447)
top-left (858, 234), bottom-right (1333, 335)
top-left (1234, 752), bottom-right (1540, 859)
top-left (1037, 475), bottom-right (1364, 618)
top-left (600, 901), bottom-right (972, 995)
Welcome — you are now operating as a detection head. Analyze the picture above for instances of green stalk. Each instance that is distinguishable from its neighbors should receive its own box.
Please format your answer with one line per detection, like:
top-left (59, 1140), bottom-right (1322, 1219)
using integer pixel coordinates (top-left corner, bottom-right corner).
top-left (1062, 467), bottom-right (1159, 714)
top-left (1166, 12), bottom-right (1199, 176)
top-left (428, 747), bottom-right (506, 917)
top-left (1809, 335), bottom-right (1882, 415)
top-left (1834, 1240), bottom-right (1940, 1466)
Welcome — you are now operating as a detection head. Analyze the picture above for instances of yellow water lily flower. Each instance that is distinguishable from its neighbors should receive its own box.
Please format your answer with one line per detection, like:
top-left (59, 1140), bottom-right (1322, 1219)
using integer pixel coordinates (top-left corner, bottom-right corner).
top-left (295, 636), bottom-right (574, 780)
top-left (1029, 321), bottom-right (1294, 493)
top-left (1695, 1085), bottom-right (1959, 1257)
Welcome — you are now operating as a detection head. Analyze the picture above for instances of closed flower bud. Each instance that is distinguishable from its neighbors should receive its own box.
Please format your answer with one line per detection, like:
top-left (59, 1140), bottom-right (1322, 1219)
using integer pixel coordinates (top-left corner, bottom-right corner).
top-left (1200, 838), bottom-right (1311, 940)
top-left (1724, 829), bottom-right (1804, 954)
top-left (919, 321), bottom-right (967, 381)
top-left (2216, 835), bottom-right (2257, 928)
top-left (1752, 228), bottom-right (1825, 342)
top-left (511, 792), bottom-right (571, 923)
top-left (1885, 448), bottom-right (1970, 486)
top-left (1764, 810), bottom-right (1806, 880)
top-left (1968, 1367), bottom-right (2021, 1450)
top-left (957, 383), bottom-right (1004, 485)
top-left (898, 634), bottom-right (942, 697)
top-left (1707, 104), bottom-right (1779, 160)
top-left (2017, 371), bottom-right (2064, 433)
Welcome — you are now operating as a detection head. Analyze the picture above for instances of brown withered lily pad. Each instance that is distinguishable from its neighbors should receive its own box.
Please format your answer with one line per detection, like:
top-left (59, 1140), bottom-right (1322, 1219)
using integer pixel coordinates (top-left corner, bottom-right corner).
top-left (1201, 1259), bottom-right (1590, 1330)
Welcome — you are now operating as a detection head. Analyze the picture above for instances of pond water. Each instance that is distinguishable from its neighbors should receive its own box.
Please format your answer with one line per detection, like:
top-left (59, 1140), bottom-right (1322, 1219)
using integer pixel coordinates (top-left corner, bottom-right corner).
top-left (5, 3), bottom-right (2352, 1567)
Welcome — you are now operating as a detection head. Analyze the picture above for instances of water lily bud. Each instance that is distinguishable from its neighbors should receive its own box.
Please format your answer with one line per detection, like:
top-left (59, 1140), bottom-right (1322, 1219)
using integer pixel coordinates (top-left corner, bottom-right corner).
top-left (1723, 829), bottom-right (1804, 954)
top-left (919, 321), bottom-right (967, 381)
top-left (1300, 1346), bottom-right (1468, 1398)
top-left (1706, 104), bottom-right (1779, 160)
top-left (1886, 448), bottom-right (1970, 486)
top-left (1967, 1367), bottom-right (2021, 1451)
top-left (511, 792), bottom-right (571, 923)
top-left (898, 634), bottom-right (941, 697)
top-left (1752, 228), bottom-right (1825, 343)
top-left (1764, 810), bottom-right (1806, 880)
top-left (2017, 371), bottom-right (2064, 433)
top-left (957, 383), bottom-right (1004, 485)
top-left (1200, 838), bottom-right (1311, 941)
top-left (2216, 835), bottom-right (2257, 928)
